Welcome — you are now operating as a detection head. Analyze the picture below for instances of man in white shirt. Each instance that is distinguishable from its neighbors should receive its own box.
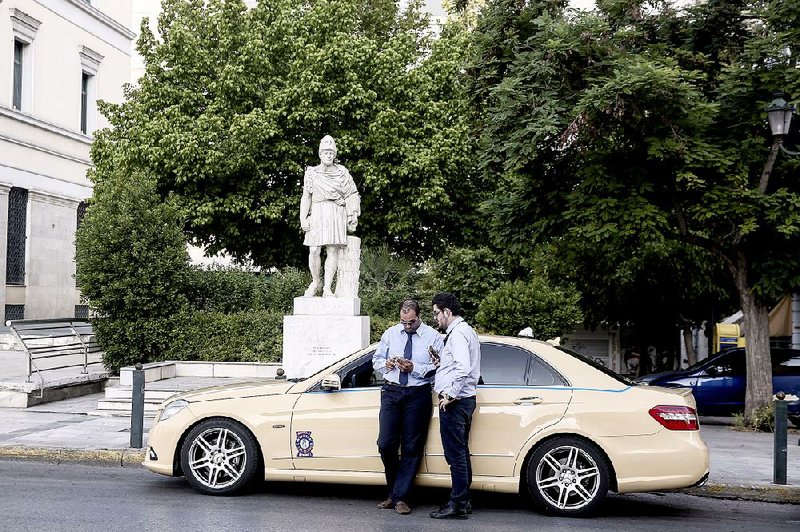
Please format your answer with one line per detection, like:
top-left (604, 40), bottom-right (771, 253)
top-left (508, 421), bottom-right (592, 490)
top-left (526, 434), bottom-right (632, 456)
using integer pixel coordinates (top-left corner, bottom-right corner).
top-left (372, 299), bottom-right (444, 515)
top-left (429, 292), bottom-right (481, 519)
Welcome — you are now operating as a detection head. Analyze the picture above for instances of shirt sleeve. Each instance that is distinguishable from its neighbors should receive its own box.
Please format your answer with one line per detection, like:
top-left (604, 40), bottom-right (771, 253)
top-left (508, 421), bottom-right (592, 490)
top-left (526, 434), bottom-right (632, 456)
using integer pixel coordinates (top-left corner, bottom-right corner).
top-left (410, 329), bottom-right (445, 379)
top-left (446, 330), bottom-right (471, 398)
top-left (373, 330), bottom-right (391, 374)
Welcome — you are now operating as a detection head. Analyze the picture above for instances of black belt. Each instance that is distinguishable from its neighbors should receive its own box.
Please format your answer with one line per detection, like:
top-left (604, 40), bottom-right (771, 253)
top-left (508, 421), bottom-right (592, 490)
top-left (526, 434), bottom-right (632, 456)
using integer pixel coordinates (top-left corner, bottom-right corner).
top-left (385, 381), bottom-right (427, 388)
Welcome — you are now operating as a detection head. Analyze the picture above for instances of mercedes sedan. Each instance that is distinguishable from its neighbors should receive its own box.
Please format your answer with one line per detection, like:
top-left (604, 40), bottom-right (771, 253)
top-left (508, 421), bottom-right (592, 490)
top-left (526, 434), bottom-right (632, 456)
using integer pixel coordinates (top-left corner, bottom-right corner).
top-left (143, 336), bottom-right (709, 516)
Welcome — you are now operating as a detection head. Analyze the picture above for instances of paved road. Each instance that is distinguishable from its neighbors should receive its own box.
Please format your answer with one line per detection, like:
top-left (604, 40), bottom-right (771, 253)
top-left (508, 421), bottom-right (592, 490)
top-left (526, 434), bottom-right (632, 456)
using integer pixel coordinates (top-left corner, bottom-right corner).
top-left (0, 460), bottom-right (798, 531)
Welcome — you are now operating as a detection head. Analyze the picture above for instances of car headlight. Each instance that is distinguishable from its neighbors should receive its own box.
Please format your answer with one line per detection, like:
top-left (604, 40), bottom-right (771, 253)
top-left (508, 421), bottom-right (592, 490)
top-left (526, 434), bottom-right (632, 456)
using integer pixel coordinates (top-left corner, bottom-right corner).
top-left (159, 399), bottom-right (189, 422)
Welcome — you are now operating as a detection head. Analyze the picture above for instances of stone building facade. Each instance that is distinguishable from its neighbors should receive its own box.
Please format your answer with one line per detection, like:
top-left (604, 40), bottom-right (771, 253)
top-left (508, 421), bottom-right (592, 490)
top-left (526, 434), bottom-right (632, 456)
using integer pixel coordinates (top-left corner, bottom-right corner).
top-left (0, 0), bottom-right (134, 321)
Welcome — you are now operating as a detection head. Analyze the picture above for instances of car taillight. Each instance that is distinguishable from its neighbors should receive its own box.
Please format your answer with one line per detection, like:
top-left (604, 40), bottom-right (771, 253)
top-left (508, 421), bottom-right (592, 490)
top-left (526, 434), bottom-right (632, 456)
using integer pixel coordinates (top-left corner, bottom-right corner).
top-left (648, 405), bottom-right (699, 430)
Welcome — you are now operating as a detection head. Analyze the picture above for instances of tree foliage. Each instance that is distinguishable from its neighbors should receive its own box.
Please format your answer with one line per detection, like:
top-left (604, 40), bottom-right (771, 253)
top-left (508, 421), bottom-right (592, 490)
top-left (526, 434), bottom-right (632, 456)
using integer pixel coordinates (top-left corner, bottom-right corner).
top-left (75, 172), bottom-right (191, 371)
top-left (475, 277), bottom-right (583, 338)
top-left (468, 0), bottom-right (800, 416)
top-left (93, 0), bottom-right (482, 267)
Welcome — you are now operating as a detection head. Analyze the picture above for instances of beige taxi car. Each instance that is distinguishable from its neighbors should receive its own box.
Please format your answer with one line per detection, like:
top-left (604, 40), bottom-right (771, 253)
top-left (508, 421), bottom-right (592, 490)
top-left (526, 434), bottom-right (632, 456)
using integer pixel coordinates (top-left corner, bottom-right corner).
top-left (143, 336), bottom-right (709, 516)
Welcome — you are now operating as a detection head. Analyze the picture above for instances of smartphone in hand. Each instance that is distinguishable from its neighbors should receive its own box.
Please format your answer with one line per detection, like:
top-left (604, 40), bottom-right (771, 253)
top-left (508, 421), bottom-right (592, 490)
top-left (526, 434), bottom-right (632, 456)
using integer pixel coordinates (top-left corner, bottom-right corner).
top-left (428, 346), bottom-right (440, 365)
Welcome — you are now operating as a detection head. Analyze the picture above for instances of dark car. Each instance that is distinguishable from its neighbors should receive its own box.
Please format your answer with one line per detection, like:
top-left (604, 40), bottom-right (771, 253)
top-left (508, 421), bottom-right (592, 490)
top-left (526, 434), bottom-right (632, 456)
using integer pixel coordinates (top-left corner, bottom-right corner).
top-left (637, 347), bottom-right (800, 426)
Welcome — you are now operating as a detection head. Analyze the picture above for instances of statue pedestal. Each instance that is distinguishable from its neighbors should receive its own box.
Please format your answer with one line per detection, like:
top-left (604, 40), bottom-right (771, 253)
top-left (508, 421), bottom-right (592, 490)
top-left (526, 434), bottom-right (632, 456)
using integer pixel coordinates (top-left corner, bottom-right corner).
top-left (282, 297), bottom-right (370, 379)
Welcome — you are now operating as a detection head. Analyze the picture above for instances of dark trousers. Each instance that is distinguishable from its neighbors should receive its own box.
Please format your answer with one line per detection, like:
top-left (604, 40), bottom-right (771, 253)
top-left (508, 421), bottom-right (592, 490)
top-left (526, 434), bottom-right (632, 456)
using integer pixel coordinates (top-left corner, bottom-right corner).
top-left (377, 384), bottom-right (432, 503)
top-left (439, 395), bottom-right (476, 506)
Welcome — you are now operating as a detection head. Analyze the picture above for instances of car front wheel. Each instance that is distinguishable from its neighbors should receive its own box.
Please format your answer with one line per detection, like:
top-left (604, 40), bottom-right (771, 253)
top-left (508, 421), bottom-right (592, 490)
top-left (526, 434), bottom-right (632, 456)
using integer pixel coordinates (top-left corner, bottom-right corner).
top-left (526, 436), bottom-right (609, 516)
top-left (180, 417), bottom-right (259, 495)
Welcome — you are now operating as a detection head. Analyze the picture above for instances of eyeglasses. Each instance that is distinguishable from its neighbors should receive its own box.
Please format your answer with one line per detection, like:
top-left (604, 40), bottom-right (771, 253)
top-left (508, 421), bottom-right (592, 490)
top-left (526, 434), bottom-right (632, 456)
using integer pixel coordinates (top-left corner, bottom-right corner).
top-left (432, 309), bottom-right (444, 317)
top-left (400, 318), bottom-right (419, 326)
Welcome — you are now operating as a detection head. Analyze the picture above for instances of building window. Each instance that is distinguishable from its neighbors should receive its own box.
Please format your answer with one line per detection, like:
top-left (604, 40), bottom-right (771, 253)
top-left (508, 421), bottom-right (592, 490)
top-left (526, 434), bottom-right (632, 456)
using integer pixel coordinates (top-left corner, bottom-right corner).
top-left (9, 8), bottom-right (41, 113)
top-left (77, 201), bottom-right (87, 230)
top-left (80, 73), bottom-right (90, 133)
top-left (6, 187), bottom-right (28, 285)
top-left (75, 305), bottom-right (89, 319)
top-left (13, 40), bottom-right (25, 110)
top-left (4, 305), bottom-right (25, 322)
top-left (78, 47), bottom-right (103, 135)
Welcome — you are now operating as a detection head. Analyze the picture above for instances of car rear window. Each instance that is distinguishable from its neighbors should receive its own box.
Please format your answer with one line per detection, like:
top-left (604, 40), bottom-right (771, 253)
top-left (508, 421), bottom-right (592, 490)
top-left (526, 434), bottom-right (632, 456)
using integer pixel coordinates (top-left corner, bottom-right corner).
top-left (555, 346), bottom-right (635, 386)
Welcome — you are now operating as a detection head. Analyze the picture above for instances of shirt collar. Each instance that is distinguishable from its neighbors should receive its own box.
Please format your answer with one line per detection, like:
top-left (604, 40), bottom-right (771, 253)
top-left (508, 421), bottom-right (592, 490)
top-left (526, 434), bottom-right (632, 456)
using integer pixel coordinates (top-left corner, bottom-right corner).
top-left (446, 316), bottom-right (464, 334)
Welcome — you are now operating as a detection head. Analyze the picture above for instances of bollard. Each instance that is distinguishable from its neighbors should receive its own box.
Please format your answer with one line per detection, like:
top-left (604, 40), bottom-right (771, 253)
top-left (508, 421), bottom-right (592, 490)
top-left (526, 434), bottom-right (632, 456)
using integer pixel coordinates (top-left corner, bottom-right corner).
top-left (130, 363), bottom-right (145, 449)
top-left (774, 391), bottom-right (788, 485)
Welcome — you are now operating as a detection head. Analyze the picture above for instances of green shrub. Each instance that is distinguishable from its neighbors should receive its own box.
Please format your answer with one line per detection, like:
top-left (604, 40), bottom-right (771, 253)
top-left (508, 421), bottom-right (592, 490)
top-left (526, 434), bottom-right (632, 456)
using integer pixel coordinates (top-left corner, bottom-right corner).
top-left (418, 246), bottom-right (506, 319)
top-left (475, 277), bottom-right (583, 339)
top-left (370, 315), bottom-right (397, 344)
top-left (733, 404), bottom-right (775, 432)
top-left (75, 172), bottom-right (191, 373)
top-left (170, 309), bottom-right (284, 363)
top-left (186, 267), bottom-right (265, 312)
top-left (258, 268), bottom-right (310, 314)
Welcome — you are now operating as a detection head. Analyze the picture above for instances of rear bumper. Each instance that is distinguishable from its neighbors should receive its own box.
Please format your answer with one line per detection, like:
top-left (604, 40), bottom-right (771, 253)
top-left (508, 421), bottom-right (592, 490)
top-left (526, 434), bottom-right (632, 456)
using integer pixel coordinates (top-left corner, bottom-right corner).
top-left (596, 429), bottom-right (709, 493)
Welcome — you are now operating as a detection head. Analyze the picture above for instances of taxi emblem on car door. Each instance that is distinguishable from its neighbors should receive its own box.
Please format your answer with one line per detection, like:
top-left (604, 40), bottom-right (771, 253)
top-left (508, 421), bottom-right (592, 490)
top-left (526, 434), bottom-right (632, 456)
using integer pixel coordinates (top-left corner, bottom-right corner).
top-left (295, 431), bottom-right (314, 457)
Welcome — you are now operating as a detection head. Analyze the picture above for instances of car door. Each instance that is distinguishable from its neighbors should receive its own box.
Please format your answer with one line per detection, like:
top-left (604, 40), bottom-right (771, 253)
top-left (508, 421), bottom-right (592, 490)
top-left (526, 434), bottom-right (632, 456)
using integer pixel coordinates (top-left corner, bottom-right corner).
top-left (290, 350), bottom-right (385, 472)
top-left (692, 350), bottom-right (746, 414)
top-left (425, 342), bottom-right (572, 478)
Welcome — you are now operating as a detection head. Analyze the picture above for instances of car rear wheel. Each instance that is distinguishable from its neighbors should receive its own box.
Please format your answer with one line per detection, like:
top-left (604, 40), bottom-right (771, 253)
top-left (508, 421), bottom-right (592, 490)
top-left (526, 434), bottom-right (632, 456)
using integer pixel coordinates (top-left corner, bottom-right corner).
top-left (526, 436), bottom-right (609, 516)
top-left (180, 417), bottom-right (259, 495)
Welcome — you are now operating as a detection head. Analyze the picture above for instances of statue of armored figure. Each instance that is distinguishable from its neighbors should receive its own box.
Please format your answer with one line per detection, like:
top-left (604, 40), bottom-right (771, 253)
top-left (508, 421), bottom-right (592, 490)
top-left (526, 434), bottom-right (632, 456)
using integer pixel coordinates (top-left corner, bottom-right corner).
top-left (300, 135), bottom-right (361, 297)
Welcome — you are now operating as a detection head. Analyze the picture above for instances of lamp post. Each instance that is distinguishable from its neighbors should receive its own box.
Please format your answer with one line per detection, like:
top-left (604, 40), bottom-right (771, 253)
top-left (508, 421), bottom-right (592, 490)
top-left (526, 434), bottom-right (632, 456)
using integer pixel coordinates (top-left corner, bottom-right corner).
top-left (760, 94), bottom-right (798, 193)
top-left (763, 94), bottom-right (800, 351)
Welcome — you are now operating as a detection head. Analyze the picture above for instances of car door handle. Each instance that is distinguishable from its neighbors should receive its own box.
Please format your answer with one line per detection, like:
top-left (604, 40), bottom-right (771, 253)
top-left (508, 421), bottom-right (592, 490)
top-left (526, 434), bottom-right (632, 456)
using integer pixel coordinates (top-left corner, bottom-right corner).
top-left (513, 396), bottom-right (543, 405)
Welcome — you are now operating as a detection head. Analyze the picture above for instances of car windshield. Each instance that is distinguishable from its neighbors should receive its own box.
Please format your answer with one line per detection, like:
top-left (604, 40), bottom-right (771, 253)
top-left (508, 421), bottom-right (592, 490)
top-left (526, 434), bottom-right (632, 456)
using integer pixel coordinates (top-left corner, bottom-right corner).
top-left (683, 348), bottom-right (737, 373)
top-left (555, 346), bottom-right (636, 386)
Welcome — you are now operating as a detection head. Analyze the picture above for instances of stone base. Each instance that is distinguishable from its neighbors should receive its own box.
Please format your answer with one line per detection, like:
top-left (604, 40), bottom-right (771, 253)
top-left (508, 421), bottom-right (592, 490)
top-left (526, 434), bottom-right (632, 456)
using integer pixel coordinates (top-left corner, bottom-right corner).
top-left (283, 315), bottom-right (370, 379)
top-left (293, 296), bottom-right (361, 316)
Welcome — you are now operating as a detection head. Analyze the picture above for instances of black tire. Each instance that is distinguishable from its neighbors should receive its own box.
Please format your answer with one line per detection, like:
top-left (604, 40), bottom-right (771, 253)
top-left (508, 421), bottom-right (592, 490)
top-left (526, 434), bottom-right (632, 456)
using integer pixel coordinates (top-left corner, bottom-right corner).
top-left (526, 436), bottom-right (610, 516)
top-left (180, 417), bottom-right (259, 495)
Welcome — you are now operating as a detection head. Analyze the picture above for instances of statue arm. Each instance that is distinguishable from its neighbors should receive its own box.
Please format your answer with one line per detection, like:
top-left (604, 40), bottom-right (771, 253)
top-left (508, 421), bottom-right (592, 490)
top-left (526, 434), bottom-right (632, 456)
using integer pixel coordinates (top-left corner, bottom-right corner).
top-left (300, 168), bottom-right (313, 231)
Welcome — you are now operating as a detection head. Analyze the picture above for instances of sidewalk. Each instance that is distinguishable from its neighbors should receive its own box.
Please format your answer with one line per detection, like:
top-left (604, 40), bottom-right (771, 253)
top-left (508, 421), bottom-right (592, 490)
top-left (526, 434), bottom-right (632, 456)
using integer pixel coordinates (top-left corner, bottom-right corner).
top-left (0, 392), bottom-right (797, 504)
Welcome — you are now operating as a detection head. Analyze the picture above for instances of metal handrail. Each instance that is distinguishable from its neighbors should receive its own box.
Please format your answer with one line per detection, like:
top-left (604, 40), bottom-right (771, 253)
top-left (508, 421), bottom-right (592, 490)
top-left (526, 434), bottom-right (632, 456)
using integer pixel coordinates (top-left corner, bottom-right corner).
top-left (5, 318), bottom-right (103, 391)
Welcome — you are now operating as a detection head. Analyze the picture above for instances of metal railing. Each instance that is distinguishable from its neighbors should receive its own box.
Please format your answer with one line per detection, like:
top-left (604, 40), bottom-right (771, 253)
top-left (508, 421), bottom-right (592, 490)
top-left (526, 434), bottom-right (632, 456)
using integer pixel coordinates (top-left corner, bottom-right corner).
top-left (5, 318), bottom-right (104, 394)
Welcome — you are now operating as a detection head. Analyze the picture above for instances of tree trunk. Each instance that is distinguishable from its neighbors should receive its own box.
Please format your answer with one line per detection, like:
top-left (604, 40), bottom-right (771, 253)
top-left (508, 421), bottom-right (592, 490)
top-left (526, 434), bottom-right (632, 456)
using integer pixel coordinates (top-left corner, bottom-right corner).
top-left (731, 253), bottom-right (773, 419)
top-left (682, 324), bottom-right (696, 367)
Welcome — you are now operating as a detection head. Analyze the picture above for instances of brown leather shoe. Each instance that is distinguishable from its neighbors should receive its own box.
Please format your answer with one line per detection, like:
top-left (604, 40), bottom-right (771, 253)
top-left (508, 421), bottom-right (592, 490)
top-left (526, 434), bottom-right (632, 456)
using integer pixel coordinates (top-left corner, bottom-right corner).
top-left (377, 498), bottom-right (394, 509)
top-left (395, 501), bottom-right (411, 515)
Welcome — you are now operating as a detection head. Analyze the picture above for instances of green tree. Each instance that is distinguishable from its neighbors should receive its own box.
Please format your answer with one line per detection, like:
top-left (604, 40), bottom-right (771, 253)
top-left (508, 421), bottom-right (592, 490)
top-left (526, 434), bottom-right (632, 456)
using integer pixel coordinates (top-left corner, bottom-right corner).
top-left (418, 246), bottom-right (508, 319)
top-left (75, 172), bottom-right (191, 372)
top-left (475, 277), bottom-right (583, 338)
top-left (93, 0), bottom-right (482, 267)
top-left (469, 0), bottom-right (800, 418)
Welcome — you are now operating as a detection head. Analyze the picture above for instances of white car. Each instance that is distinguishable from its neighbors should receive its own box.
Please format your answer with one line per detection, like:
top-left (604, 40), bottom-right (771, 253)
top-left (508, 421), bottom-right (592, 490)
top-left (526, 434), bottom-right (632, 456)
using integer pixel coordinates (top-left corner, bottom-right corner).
top-left (144, 336), bottom-right (709, 515)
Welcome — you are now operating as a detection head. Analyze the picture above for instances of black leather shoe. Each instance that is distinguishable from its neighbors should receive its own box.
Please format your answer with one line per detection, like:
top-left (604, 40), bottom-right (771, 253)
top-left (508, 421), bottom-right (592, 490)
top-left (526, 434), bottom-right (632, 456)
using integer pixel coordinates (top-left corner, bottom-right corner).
top-left (465, 500), bottom-right (473, 514)
top-left (429, 503), bottom-right (468, 519)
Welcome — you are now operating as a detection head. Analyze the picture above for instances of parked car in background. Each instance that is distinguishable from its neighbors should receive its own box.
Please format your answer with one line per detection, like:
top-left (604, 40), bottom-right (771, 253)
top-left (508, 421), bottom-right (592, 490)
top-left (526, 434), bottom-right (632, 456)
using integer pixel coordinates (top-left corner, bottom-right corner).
top-left (637, 347), bottom-right (800, 426)
top-left (144, 336), bottom-right (709, 516)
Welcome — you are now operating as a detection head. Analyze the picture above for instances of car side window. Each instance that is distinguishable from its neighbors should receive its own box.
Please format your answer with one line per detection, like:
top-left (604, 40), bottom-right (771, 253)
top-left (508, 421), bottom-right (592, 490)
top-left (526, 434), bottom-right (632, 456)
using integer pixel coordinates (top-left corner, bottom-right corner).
top-left (480, 343), bottom-right (530, 385)
top-left (707, 351), bottom-right (746, 377)
top-left (528, 354), bottom-right (565, 386)
top-left (480, 343), bottom-right (565, 386)
top-left (339, 350), bottom-right (385, 389)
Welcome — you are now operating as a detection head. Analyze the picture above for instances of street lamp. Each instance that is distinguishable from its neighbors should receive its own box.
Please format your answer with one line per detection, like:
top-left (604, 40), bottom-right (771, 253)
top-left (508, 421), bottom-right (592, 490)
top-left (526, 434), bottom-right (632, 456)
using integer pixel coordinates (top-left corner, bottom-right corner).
top-left (760, 93), bottom-right (797, 193)
top-left (765, 94), bottom-right (798, 155)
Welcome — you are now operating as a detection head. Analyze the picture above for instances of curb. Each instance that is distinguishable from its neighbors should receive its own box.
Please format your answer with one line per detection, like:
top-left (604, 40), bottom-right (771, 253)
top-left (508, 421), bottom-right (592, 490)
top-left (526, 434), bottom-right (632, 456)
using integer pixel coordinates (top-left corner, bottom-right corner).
top-left (0, 445), bottom-right (145, 467)
top-left (679, 482), bottom-right (800, 504)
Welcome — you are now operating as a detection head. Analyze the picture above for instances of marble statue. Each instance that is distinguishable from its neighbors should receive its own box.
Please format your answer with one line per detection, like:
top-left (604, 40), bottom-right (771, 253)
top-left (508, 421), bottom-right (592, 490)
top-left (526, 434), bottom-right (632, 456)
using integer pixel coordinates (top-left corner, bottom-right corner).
top-left (300, 135), bottom-right (361, 297)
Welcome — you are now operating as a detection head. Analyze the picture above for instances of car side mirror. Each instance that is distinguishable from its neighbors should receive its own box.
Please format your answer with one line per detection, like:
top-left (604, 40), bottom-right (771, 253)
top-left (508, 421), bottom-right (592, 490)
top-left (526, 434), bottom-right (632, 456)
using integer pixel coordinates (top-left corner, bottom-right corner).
top-left (320, 373), bottom-right (341, 391)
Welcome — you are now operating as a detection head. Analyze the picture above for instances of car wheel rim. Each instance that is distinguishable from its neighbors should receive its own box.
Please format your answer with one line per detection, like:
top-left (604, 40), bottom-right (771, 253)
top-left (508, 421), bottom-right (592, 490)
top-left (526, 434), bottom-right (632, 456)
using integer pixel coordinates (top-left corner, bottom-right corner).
top-left (187, 427), bottom-right (247, 489)
top-left (535, 445), bottom-right (600, 511)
